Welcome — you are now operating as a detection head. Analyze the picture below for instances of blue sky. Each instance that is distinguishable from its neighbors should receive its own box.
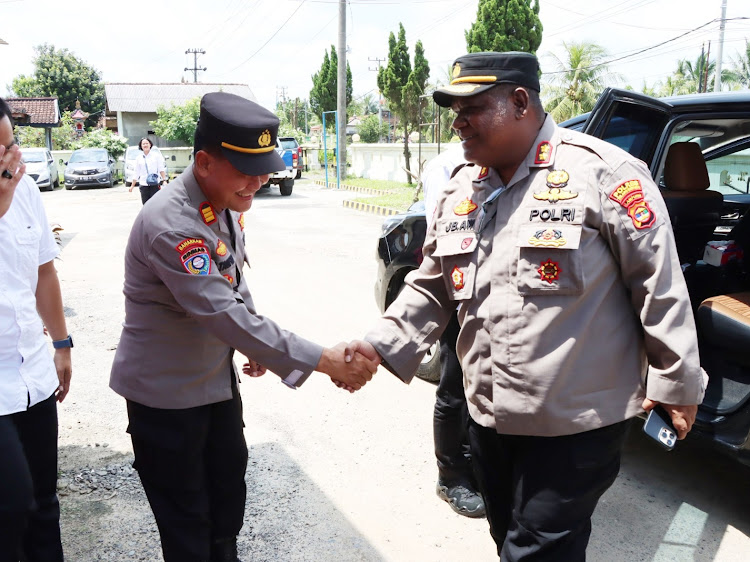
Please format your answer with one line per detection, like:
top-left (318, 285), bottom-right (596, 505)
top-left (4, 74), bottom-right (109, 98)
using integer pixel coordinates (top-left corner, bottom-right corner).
top-left (0, 0), bottom-right (747, 112)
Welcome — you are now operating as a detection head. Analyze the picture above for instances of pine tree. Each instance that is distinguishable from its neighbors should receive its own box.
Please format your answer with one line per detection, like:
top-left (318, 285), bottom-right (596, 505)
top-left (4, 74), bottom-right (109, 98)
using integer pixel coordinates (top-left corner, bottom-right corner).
top-left (465, 0), bottom-right (543, 54)
top-left (309, 46), bottom-right (353, 128)
top-left (377, 24), bottom-right (430, 184)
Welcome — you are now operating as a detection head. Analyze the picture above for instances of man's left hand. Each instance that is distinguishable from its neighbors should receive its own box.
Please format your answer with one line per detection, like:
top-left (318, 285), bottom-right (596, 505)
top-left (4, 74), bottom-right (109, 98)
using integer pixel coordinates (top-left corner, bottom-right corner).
top-left (54, 348), bottom-right (72, 402)
top-left (642, 398), bottom-right (697, 440)
top-left (242, 360), bottom-right (266, 378)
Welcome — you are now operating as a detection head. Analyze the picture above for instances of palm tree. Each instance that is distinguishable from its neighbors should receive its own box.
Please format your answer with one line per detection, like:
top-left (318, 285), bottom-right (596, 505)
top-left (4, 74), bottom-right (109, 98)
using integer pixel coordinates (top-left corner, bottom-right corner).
top-left (542, 41), bottom-right (621, 122)
top-left (726, 40), bottom-right (750, 90)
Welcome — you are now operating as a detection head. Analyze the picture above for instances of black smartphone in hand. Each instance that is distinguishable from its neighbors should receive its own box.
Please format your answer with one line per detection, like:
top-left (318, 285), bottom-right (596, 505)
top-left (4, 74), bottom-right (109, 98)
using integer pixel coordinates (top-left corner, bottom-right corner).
top-left (643, 405), bottom-right (678, 451)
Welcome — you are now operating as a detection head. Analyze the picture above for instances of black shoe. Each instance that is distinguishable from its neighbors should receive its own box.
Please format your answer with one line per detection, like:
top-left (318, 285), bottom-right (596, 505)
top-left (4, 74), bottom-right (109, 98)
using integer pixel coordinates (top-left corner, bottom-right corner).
top-left (210, 537), bottom-right (241, 562)
top-left (436, 481), bottom-right (486, 518)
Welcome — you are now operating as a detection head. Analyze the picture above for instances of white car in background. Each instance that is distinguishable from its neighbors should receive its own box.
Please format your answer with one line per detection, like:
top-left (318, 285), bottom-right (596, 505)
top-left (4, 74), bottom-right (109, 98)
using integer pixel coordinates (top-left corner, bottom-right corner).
top-left (21, 147), bottom-right (60, 191)
top-left (123, 145), bottom-right (167, 185)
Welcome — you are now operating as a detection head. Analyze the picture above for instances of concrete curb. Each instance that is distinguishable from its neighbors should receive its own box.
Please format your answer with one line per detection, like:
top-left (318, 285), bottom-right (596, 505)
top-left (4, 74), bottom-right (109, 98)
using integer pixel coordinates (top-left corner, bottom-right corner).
top-left (343, 200), bottom-right (401, 216)
top-left (312, 179), bottom-right (393, 196)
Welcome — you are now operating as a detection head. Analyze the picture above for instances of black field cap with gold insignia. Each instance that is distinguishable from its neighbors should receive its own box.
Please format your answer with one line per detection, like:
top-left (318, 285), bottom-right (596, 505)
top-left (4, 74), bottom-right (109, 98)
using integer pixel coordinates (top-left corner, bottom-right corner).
top-left (195, 92), bottom-right (285, 176)
top-left (433, 51), bottom-right (541, 108)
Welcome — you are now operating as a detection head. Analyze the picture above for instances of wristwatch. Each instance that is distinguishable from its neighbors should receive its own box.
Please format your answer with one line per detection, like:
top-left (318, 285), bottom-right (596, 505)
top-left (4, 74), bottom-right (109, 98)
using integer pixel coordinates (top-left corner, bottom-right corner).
top-left (52, 334), bottom-right (74, 349)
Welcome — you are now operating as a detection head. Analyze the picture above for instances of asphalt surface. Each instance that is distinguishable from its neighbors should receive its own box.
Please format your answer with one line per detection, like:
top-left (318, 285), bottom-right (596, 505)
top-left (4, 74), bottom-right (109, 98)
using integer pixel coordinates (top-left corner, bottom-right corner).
top-left (41, 177), bottom-right (750, 561)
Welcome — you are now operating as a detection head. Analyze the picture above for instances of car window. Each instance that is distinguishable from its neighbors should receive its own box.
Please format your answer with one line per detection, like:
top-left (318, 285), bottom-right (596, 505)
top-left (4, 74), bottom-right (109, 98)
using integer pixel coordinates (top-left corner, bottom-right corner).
top-left (279, 139), bottom-right (298, 150)
top-left (70, 149), bottom-right (108, 163)
top-left (21, 150), bottom-right (45, 163)
top-left (125, 147), bottom-right (139, 161)
top-left (706, 145), bottom-right (750, 195)
top-left (597, 102), bottom-right (668, 163)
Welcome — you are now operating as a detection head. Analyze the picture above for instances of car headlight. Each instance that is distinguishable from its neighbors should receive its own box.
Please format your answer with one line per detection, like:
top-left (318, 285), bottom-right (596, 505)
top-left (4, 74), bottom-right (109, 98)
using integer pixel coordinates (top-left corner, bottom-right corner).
top-left (96, 167), bottom-right (108, 174)
top-left (37, 170), bottom-right (49, 180)
top-left (381, 215), bottom-right (405, 237)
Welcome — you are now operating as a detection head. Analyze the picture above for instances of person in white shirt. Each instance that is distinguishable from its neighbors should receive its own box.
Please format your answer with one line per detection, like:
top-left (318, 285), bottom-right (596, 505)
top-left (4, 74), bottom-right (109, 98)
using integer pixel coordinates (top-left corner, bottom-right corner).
top-left (128, 137), bottom-right (167, 205)
top-left (422, 145), bottom-right (485, 518)
top-left (0, 98), bottom-right (72, 562)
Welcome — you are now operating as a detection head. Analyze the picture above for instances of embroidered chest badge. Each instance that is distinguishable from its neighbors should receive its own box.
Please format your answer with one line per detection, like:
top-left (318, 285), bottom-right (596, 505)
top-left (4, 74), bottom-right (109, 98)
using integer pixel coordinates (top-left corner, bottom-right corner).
top-left (609, 179), bottom-right (656, 229)
top-left (533, 170), bottom-right (577, 203)
top-left (454, 198), bottom-right (478, 216)
top-left (538, 259), bottom-right (561, 284)
top-left (223, 274), bottom-right (234, 284)
top-left (461, 237), bottom-right (473, 250)
top-left (451, 266), bottom-right (465, 290)
top-left (175, 238), bottom-right (211, 275)
top-left (477, 167), bottom-right (489, 180)
top-left (199, 202), bottom-right (217, 225)
top-left (238, 213), bottom-right (245, 231)
top-left (534, 141), bottom-right (552, 165)
top-left (529, 228), bottom-right (567, 247)
top-left (216, 239), bottom-right (228, 257)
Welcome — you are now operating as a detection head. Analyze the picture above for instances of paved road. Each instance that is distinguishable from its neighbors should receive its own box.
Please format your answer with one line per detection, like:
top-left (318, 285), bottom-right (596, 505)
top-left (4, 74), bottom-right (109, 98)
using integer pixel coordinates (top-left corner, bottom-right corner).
top-left (42, 178), bottom-right (749, 561)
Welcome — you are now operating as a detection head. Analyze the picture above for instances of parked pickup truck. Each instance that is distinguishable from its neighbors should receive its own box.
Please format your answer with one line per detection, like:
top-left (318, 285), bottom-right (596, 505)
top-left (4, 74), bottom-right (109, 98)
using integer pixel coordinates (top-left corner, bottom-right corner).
top-left (262, 137), bottom-right (299, 196)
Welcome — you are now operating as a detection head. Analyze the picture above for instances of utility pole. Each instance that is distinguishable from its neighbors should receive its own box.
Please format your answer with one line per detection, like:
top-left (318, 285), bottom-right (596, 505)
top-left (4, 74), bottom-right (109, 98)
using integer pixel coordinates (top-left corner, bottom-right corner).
top-left (275, 86), bottom-right (288, 109)
top-left (184, 49), bottom-right (207, 83)
top-left (337, 0), bottom-right (347, 177)
top-left (369, 56), bottom-right (386, 142)
top-left (714, 0), bottom-right (728, 92)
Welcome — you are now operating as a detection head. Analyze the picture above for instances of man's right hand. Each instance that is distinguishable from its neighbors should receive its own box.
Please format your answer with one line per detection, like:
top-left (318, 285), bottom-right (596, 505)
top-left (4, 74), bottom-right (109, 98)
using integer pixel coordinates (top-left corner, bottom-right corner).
top-left (317, 342), bottom-right (379, 392)
top-left (0, 144), bottom-right (25, 219)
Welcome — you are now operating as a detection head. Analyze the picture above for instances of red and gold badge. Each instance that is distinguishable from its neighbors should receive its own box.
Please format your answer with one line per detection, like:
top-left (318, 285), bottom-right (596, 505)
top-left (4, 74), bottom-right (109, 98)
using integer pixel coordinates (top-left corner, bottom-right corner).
top-left (451, 265), bottom-right (465, 290)
top-left (238, 213), bottom-right (245, 231)
top-left (538, 259), bottom-right (561, 284)
top-left (454, 198), bottom-right (478, 216)
top-left (200, 202), bottom-right (217, 225)
top-left (223, 274), bottom-right (234, 284)
top-left (216, 239), bottom-right (228, 256)
top-left (534, 141), bottom-right (552, 164)
top-left (609, 179), bottom-right (656, 229)
top-left (461, 237), bottom-right (473, 250)
top-left (477, 167), bottom-right (489, 180)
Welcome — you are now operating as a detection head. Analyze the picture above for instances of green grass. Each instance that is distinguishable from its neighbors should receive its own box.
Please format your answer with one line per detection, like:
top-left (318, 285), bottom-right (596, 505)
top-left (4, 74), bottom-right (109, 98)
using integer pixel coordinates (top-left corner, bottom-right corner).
top-left (306, 170), bottom-right (421, 211)
top-left (351, 187), bottom-right (421, 211)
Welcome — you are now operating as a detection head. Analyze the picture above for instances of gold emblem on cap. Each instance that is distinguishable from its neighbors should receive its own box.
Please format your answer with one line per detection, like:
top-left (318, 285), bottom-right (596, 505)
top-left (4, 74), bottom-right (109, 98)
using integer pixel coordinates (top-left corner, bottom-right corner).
top-left (452, 63), bottom-right (461, 79)
top-left (259, 129), bottom-right (272, 148)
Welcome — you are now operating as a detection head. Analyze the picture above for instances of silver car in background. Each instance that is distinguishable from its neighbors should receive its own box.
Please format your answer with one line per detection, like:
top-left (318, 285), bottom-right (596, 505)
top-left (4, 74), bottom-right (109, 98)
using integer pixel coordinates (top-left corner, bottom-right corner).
top-left (21, 147), bottom-right (60, 191)
top-left (64, 148), bottom-right (117, 189)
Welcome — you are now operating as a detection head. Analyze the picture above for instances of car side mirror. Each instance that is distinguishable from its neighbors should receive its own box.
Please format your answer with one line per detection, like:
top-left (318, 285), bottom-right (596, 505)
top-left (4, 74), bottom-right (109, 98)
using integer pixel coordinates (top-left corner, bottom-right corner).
top-left (61, 160), bottom-right (67, 165)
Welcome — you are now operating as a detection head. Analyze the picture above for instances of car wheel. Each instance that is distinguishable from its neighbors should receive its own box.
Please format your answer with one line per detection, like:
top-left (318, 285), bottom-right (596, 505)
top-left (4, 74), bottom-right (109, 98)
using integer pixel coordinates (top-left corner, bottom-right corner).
top-left (416, 341), bottom-right (441, 383)
top-left (53, 176), bottom-right (60, 188)
top-left (280, 178), bottom-right (294, 196)
top-left (295, 169), bottom-right (302, 179)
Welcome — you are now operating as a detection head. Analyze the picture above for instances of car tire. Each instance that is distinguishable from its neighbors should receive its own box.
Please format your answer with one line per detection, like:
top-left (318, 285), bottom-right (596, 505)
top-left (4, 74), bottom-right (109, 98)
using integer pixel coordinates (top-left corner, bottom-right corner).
top-left (280, 178), bottom-right (294, 196)
top-left (53, 176), bottom-right (60, 188)
top-left (295, 169), bottom-right (302, 179)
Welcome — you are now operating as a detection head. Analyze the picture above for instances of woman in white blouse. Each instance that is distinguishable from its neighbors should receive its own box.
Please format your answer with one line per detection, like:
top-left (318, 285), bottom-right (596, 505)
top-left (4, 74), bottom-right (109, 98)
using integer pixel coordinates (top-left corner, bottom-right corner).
top-left (129, 137), bottom-right (167, 204)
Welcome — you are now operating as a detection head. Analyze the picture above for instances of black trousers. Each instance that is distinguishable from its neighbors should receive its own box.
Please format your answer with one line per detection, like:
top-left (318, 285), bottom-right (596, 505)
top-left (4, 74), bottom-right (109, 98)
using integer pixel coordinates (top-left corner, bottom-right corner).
top-left (139, 183), bottom-right (160, 205)
top-left (0, 393), bottom-right (63, 562)
top-left (433, 312), bottom-right (474, 485)
top-left (468, 418), bottom-right (628, 561)
top-left (126, 379), bottom-right (248, 562)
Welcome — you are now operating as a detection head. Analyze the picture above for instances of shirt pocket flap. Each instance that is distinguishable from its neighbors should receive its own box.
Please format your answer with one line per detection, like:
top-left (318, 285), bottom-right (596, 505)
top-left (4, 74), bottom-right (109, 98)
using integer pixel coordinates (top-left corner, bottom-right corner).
top-left (434, 232), bottom-right (478, 257)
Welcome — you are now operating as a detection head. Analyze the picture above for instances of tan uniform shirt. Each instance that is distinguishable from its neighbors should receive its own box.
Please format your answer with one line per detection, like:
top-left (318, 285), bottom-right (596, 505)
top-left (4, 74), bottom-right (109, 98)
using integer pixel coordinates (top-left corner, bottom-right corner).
top-left (366, 116), bottom-right (707, 436)
top-left (110, 165), bottom-right (323, 409)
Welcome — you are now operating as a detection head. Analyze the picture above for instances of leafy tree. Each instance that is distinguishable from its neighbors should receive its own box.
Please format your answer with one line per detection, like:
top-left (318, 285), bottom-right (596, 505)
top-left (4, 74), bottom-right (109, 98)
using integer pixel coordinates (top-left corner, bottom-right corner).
top-left (309, 46), bottom-right (353, 129)
top-left (151, 97), bottom-right (201, 145)
top-left (542, 41), bottom-right (621, 122)
top-left (11, 44), bottom-right (105, 129)
top-left (77, 128), bottom-right (128, 159)
top-left (725, 41), bottom-right (750, 90)
top-left (357, 114), bottom-right (389, 143)
top-left (466, 0), bottom-right (542, 54)
top-left (276, 97), bottom-right (311, 135)
top-left (14, 111), bottom-right (79, 150)
top-left (377, 24), bottom-right (430, 183)
top-left (348, 93), bottom-right (379, 117)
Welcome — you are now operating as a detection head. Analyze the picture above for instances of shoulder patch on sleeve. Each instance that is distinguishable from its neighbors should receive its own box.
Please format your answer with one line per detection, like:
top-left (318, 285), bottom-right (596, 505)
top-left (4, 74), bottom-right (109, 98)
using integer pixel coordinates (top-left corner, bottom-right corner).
top-left (609, 179), bottom-right (656, 230)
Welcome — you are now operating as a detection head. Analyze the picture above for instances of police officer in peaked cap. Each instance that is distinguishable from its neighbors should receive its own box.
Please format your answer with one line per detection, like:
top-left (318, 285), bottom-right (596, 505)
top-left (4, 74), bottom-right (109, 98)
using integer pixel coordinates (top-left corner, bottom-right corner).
top-left (110, 92), bottom-right (378, 562)
top-left (351, 52), bottom-right (706, 560)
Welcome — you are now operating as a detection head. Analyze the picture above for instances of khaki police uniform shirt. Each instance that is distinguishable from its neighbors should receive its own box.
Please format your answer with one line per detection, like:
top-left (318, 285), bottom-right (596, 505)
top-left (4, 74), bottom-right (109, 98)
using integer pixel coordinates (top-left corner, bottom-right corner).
top-left (110, 164), bottom-right (323, 409)
top-left (366, 115), bottom-right (707, 436)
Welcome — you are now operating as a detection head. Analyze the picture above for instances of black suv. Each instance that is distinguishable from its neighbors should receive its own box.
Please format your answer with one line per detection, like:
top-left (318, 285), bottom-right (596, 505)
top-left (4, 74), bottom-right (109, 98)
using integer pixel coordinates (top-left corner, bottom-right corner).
top-left (375, 88), bottom-right (750, 466)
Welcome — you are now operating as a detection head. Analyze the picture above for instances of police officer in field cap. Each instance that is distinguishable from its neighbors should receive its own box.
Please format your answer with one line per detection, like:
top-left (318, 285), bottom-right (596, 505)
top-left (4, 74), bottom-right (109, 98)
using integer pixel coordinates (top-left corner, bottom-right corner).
top-left (350, 51), bottom-right (705, 560)
top-left (110, 92), bottom-right (379, 562)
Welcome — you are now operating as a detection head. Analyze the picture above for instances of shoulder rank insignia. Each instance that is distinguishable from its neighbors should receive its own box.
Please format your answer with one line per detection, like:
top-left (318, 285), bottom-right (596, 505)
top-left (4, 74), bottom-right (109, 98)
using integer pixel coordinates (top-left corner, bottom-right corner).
top-left (454, 198), bottom-right (478, 216)
top-left (216, 239), bottom-right (228, 257)
top-left (538, 259), bottom-right (561, 284)
top-left (477, 167), bottom-right (489, 180)
top-left (609, 179), bottom-right (656, 229)
top-left (176, 239), bottom-right (211, 275)
top-left (451, 265), bottom-right (465, 290)
top-left (238, 213), bottom-right (245, 231)
top-left (534, 141), bottom-right (552, 164)
top-left (529, 228), bottom-right (567, 247)
top-left (533, 169), bottom-right (578, 203)
top-left (200, 202), bottom-right (217, 225)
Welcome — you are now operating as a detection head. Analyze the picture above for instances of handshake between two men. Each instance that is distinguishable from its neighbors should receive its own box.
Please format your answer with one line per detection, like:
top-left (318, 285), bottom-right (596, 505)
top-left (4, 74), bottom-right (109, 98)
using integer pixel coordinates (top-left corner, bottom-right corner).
top-left (242, 339), bottom-right (383, 392)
